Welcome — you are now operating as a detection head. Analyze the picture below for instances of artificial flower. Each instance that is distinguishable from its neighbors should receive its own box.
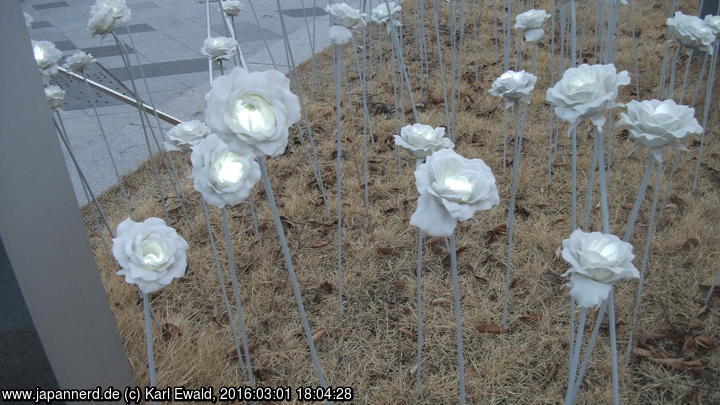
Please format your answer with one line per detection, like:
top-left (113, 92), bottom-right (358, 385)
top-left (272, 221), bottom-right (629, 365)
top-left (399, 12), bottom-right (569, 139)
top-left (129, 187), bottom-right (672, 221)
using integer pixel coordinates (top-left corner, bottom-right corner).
top-left (411, 149), bottom-right (499, 236)
top-left (489, 69), bottom-right (538, 109)
top-left (201, 36), bottom-right (238, 61)
top-left (666, 11), bottom-right (716, 54)
top-left (31, 40), bottom-right (62, 79)
top-left (24, 12), bottom-right (33, 29)
top-left (63, 51), bottom-right (96, 72)
top-left (87, 0), bottom-right (131, 37)
top-left (328, 25), bottom-right (353, 45)
top-left (704, 14), bottom-right (720, 36)
top-left (221, 0), bottom-right (243, 17)
top-left (546, 63), bottom-right (630, 130)
top-left (325, 3), bottom-right (366, 29)
top-left (562, 230), bottom-right (639, 308)
top-left (45, 85), bottom-right (65, 110)
top-left (394, 123), bottom-right (454, 159)
top-left (164, 120), bottom-right (212, 152)
top-left (371, 1), bottom-right (402, 29)
top-left (112, 217), bottom-right (189, 294)
top-left (514, 9), bottom-right (551, 42)
top-left (617, 99), bottom-right (703, 161)
top-left (204, 67), bottom-right (301, 157)
top-left (190, 134), bottom-right (261, 208)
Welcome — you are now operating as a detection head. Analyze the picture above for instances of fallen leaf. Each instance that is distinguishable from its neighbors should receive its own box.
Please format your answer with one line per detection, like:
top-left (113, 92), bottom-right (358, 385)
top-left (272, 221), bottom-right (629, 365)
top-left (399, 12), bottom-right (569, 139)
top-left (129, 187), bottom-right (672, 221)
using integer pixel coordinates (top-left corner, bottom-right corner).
top-left (688, 319), bottom-right (704, 330)
top-left (699, 285), bottom-right (720, 299)
top-left (376, 247), bottom-right (400, 256)
top-left (682, 238), bottom-right (700, 250)
top-left (696, 336), bottom-right (717, 349)
top-left (213, 312), bottom-right (230, 326)
top-left (431, 298), bottom-right (451, 306)
top-left (312, 329), bottom-right (327, 344)
top-left (477, 324), bottom-right (507, 334)
top-left (253, 368), bottom-right (273, 381)
top-left (318, 281), bottom-right (334, 295)
top-left (541, 272), bottom-right (563, 285)
top-left (519, 313), bottom-right (542, 323)
top-left (631, 346), bottom-right (654, 358)
top-left (161, 322), bottom-right (182, 342)
top-left (399, 329), bottom-right (416, 339)
top-left (485, 224), bottom-right (506, 245)
top-left (682, 337), bottom-right (697, 357)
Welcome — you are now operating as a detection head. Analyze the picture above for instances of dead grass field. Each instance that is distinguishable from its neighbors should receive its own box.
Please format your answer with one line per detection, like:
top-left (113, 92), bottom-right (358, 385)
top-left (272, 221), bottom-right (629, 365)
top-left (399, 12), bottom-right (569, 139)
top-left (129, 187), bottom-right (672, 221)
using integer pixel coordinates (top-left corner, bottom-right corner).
top-left (83, 0), bottom-right (720, 403)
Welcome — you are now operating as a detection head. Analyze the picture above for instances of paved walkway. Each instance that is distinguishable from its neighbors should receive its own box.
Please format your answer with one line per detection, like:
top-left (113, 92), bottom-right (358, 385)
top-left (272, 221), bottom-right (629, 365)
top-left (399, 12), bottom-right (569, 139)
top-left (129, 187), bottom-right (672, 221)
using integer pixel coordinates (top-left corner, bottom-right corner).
top-left (23, 0), bottom-right (334, 205)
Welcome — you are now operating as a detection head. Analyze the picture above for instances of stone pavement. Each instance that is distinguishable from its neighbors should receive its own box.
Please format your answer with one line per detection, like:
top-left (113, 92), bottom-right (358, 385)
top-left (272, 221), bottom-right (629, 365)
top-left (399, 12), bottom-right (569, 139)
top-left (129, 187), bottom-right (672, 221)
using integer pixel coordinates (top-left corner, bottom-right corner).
top-left (22, 0), bottom-right (338, 205)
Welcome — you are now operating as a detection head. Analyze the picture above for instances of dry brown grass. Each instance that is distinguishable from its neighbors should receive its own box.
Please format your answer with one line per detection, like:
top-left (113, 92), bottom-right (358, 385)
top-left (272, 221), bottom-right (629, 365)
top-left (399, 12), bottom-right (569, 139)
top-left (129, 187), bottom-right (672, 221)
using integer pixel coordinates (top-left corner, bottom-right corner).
top-left (83, 0), bottom-right (720, 403)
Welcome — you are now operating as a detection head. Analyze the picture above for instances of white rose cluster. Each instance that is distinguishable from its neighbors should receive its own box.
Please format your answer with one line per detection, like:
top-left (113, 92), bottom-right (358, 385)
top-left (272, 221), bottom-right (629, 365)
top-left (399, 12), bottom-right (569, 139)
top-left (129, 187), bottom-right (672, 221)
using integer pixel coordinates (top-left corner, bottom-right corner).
top-left (562, 230), bottom-right (639, 308)
top-left (514, 9), bottom-right (551, 42)
top-left (326, 3), bottom-right (366, 29)
top-left (371, 1), bottom-right (402, 30)
top-left (164, 120), bottom-right (212, 152)
top-left (112, 217), bottom-right (189, 294)
top-left (666, 11), bottom-right (716, 54)
top-left (201, 36), bottom-right (238, 61)
top-left (88, 0), bottom-right (132, 37)
top-left (31, 40), bottom-right (62, 80)
top-left (704, 14), bottom-right (720, 36)
top-left (64, 51), bottom-right (96, 72)
top-left (326, 3), bottom-right (365, 45)
top-left (411, 149), bottom-right (499, 237)
top-left (489, 70), bottom-right (538, 109)
top-left (617, 99), bottom-right (703, 161)
top-left (190, 134), bottom-right (261, 208)
top-left (45, 85), bottom-right (65, 110)
top-left (394, 123), bottom-right (454, 159)
top-left (204, 67), bottom-right (301, 158)
top-left (546, 63), bottom-right (630, 130)
top-left (221, 0), bottom-right (243, 17)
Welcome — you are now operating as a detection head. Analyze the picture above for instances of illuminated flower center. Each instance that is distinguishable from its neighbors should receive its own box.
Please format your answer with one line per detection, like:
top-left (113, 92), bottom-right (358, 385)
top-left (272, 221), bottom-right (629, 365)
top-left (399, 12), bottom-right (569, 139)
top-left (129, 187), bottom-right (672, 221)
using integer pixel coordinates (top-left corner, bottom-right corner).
top-left (33, 46), bottom-right (45, 63)
top-left (418, 129), bottom-right (435, 140)
top-left (566, 74), bottom-right (592, 93)
top-left (140, 239), bottom-right (167, 269)
top-left (232, 94), bottom-right (276, 135)
top-left (211, 151), bottom-right (245, 186)
top-left (444, 175), bottom-right (473, 194)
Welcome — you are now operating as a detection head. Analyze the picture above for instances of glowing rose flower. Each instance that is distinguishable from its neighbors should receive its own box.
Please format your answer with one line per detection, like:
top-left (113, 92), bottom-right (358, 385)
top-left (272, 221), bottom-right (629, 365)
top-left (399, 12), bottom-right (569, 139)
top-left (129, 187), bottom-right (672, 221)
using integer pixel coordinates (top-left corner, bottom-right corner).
top-left (24, 12), bottom-right (33, 29)
top-left (546, 63), bottom-right (630, 130)
top-left (190, 134), bottom-right (261, 208)
top-left (221, 0), bottom-right (243, 17)
top-left (63, 51), bottom-right (96, 72)
top-left (45, 85), bottom-right (65, 110)
top-left (411, 149), bottom-right (500, 237)
top-left (514, 9), bottom-right (551, 42)
top-left (328, 25), bottom-right (353, 45)
top-left (394, 123), bottom-right (454, 159)
top-left (112, 217), bottom-right (189, 294)
top-left (371, 2), bottom-right (402, 29)
top-left (705, 15), bottom-right (720, 36)
top-left (204, 67), bottom-right (301, 157)
top-left (561, 230), bottom-right (639, 308)
top-left (31, 40), bottom-right (62, 79)
top-left (201, 36), bottom-right (238, 61)
top-left (489, 69), bottom-right (538, 109)
top-left (325, 3), bottom-right (366, 29)
top-left (666, 11), bottom-right (716, 54)
top-left (164, 120), bottom-right (212, 152)
top-left (617, 99), bottom-right (703, 162)
top-left (87, 0), bottom-right (132, 37)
